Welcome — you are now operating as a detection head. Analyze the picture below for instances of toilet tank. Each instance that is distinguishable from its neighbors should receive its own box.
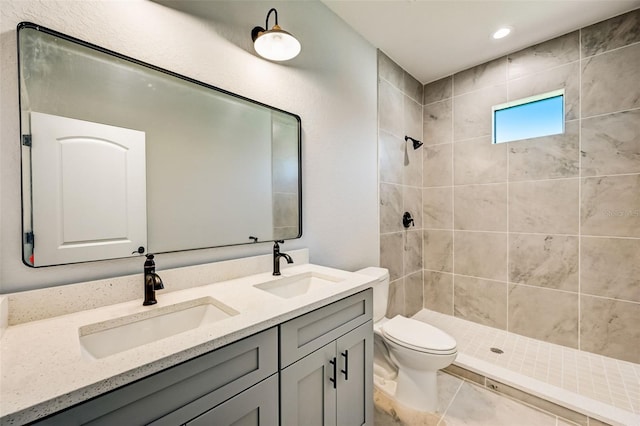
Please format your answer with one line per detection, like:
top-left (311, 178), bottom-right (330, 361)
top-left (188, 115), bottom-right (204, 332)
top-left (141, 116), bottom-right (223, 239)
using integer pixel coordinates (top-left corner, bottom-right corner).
top-left (356, 267), bottom-right (389, 322)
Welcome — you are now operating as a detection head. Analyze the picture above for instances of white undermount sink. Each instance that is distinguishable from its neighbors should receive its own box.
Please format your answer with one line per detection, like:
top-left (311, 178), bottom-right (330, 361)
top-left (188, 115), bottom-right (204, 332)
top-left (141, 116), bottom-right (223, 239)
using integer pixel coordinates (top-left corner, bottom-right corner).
top-left (79, 297), bottom-right (238, 359)
top-left (254, 271), bottom-right (344, 298)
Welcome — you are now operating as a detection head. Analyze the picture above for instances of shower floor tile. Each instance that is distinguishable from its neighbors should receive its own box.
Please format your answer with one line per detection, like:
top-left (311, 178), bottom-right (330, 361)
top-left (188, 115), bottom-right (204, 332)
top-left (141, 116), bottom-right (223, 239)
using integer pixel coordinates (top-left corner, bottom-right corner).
top-left (413, 309), bottom-right (640, 426)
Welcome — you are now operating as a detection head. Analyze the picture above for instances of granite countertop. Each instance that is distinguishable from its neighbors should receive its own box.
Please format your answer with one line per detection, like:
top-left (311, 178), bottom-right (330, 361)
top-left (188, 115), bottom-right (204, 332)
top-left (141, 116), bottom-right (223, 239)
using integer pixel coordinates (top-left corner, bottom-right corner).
top-left (0, 262), bottom-right (375, 424)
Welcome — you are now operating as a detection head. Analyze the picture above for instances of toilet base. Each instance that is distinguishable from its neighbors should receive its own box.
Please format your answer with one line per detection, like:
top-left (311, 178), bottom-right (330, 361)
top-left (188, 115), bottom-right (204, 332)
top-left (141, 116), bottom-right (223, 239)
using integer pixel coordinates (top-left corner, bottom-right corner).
top-left (373, 385), bottom-right (442, 425)
top-left (395, 366), bottom-right (438, 412)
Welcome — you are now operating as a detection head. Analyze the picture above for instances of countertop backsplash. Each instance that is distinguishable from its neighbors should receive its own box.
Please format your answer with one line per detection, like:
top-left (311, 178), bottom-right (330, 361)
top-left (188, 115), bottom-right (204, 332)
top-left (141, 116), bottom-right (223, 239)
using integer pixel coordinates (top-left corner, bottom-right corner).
top-left (4, 249), bottom-right (309, 326)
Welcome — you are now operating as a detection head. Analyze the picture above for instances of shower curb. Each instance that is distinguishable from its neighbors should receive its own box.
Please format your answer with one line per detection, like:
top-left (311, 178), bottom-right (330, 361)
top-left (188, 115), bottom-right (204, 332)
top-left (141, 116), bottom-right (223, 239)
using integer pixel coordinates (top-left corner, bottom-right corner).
top-left (444, 361), bottom-right (635, 426)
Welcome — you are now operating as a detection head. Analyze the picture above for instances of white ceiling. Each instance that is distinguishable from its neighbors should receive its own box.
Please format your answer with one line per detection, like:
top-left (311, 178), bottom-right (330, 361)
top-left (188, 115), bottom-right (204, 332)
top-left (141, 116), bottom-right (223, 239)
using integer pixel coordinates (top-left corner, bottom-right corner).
top-left (323, 0), bottom-right (640, 84)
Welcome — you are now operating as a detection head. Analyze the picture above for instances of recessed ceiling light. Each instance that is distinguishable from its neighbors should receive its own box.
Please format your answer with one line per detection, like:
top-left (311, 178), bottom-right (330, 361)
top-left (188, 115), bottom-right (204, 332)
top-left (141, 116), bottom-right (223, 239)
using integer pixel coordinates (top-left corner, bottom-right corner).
top-left (492, 27), bottom-right (512, 40)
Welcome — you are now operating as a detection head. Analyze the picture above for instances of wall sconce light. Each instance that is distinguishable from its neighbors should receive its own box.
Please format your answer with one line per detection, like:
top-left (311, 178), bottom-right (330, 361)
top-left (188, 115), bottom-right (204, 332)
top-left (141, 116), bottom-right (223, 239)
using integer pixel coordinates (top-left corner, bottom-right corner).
top-left (251, 8), bottom-right (301, 61)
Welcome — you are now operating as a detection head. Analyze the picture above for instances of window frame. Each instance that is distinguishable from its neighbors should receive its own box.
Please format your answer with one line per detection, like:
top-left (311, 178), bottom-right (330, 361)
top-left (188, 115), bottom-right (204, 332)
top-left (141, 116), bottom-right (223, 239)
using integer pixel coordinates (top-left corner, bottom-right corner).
top-left (491, 88), bottom-right (565, 144)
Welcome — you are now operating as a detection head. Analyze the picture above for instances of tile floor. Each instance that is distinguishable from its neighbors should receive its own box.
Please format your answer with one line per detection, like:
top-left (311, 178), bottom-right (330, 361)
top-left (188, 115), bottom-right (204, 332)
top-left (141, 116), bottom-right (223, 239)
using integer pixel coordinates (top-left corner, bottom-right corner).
top-left (374, 371), bottom-right (571, 425)
top-left (409, 309), bottom-right (640, 425)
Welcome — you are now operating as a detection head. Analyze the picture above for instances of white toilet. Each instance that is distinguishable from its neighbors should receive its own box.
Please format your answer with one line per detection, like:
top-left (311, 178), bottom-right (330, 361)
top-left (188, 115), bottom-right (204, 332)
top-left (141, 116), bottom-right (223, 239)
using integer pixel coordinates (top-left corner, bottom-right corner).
top-left (357, 267), bottom-right (457, 412)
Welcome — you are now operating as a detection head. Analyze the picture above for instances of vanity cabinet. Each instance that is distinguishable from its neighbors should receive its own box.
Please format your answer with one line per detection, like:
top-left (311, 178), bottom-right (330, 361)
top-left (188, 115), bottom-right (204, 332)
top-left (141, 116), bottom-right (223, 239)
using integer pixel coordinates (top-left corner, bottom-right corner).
top-left (33, 327), bottom-right (278, 426)
top-left (280, 290), bottom-right (373, 426)
top-left (29, 289), bottom-right (373, 426)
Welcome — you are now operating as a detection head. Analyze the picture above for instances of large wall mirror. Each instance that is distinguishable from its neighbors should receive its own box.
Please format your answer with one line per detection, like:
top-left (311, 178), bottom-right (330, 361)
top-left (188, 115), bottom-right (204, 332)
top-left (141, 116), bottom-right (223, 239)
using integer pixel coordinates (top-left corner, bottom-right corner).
top-left (18, 23), bottom-right (302, 267)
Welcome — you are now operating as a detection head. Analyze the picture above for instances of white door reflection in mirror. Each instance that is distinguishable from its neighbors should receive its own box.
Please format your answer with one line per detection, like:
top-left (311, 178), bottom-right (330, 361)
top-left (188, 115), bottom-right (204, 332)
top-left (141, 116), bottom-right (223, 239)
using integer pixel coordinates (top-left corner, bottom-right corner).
top-left (30, 112), bottom-right (147, 266)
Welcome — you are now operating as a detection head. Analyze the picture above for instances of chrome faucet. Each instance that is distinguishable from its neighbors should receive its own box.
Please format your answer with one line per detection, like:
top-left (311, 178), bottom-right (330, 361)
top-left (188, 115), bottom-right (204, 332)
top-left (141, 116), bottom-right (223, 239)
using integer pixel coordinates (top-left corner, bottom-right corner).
top-left (143, 254), bottom-right (164, 306)
top-left (273, 240), bottom-right (293, 276)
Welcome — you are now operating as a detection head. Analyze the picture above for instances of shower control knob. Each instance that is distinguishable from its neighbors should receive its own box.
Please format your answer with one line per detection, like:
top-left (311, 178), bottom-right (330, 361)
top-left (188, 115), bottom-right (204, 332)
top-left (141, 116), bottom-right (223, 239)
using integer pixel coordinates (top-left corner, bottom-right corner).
top-left (403, 212), bottom-right (415, 228)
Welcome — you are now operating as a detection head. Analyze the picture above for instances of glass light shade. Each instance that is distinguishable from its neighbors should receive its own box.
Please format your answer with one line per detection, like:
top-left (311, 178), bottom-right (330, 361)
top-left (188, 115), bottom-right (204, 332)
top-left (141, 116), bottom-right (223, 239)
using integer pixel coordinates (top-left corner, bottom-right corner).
top-left (254, 26), bottom-right (301, 61)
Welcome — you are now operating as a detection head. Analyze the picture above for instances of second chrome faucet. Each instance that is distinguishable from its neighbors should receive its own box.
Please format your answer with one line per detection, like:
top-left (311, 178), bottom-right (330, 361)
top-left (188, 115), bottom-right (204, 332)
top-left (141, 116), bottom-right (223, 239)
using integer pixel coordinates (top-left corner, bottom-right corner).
top-left (273, 240), bottom-right (293, 276)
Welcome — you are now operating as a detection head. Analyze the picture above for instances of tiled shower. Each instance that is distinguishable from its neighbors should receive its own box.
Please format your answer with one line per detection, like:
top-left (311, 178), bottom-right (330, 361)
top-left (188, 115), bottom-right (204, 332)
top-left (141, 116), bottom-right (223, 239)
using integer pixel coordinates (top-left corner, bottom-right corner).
top-left (379, 8), bottom-right (639, 366)
top-left (378, 52), bottom-right (425, 319)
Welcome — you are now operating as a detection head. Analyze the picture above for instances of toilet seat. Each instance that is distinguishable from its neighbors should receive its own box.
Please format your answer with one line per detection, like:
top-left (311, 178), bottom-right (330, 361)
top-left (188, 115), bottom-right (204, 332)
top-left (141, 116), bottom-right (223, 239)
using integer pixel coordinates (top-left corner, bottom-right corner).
top-left (381, 316), bottom-right (457, 355)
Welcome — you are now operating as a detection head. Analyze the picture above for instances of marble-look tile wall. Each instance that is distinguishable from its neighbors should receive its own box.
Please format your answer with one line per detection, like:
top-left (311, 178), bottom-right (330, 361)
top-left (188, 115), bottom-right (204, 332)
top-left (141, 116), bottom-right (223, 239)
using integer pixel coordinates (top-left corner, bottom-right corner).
top-left (272, 121), bottom-right (300, 240)
top-left (421, 9), bottom-right (640, 364)
top-left (378, 51), bottom-right (425, 317)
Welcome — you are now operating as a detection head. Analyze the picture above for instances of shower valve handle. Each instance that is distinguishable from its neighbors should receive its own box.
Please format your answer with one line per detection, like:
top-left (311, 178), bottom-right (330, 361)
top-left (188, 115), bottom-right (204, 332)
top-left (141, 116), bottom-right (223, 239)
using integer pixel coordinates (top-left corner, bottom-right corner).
top-left (403, 212), bottom-right (415, 228)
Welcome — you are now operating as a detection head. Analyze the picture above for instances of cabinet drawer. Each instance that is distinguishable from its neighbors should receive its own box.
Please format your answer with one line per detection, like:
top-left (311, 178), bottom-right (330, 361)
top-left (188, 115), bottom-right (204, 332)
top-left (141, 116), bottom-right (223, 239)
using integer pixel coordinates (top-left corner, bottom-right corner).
top-left (280, 289), bottom-right (372, 368)
top-left (35, 327), bottom-right (277, 426)
top-left (185, 374), bottom-right (278, 426)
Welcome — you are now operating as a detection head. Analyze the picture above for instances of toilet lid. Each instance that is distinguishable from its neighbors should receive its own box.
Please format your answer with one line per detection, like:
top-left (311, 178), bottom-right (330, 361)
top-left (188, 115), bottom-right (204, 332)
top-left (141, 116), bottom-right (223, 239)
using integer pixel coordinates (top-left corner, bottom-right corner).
top-left (381, 316), bottom-right (457, 354)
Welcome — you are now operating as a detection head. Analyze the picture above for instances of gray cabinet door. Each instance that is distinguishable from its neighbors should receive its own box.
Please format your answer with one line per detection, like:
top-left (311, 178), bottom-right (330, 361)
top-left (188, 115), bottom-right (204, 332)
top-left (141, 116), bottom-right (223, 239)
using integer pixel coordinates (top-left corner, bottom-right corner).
top-left (280, 321), bottom-right (373, 426)
top-left (280, 342), bottom-right (337, 426)
top-left (336, 321), bottom-right (373, 426)
top-left (185, 374), bottom-right (278, 426)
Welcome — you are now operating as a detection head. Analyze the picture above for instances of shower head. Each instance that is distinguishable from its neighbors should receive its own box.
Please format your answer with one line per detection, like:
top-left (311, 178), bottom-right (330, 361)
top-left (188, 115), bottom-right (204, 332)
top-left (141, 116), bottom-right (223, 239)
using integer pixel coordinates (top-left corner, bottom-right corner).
top-left (405, 135), bottom-right (423, 150)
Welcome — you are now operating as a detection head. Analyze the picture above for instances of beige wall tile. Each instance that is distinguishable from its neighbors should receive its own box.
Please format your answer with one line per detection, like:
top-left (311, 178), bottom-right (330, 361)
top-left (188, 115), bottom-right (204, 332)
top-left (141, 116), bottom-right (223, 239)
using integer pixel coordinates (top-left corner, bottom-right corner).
top-left (453, 84), bottom-right (507, 141)
top-left (380, 232), bottom-right (403, 281)
top-left (379, 130), bottom-right (404, 184)
top-left (582, 43), bottom-right (640, 118)
top-left (272, 134), bottom-right (298, 193)
top-left (454, 57), bottom-right (507, 96)
top-left (507, 120), bottom-right (579, 181)
top-left (387, 278), bottom-right (405, 317)
top-left (378, 50), bottom-right (403, 88)
top-left (423, 143), bottom-right (452, 187)
top-left (508, 32), bottom-right (579, 80)
top-left (581, 175), bottom-right (640, 237)
top-left (404, 229), bottom-right (423, 275)
top-left (509, 179), bottom-right (579, 234)
top-left (509, 62), bottom-right (580, 121)
top-left (404, 71), bottom-right (423, 104)
top-left (509, 234), bottom-right (578, 292)
top-left (581, 237), bottom-right (640, 302)
top-left (423, 75), bottom-right (452, 105)
top-left (405, 270), bottom-right (424, 317)
top-left (404, 95), bottom-right (423, 141)
top-left (423, 187), bottom-right (452, 229)
top-left (454, 231), bottom-right (508, 281)
top-left (403, 141), bottom-right (423, 187)
top-left (424, 271), bottom-right (453, 314)
top-left (454, 184), bottom-right (507, 231)
top-left (423, 99), bottom-right (453, 145)
top-left (379, 79), bottom-right (403, 138)
top-left (403, 186), bottom-right (423, 229)
top-left (454, 136), bottom-right (507, 185)
top-left (508, 284), bottom-right (579, 348)
top-left (582, 9), bottom-right (640, 57)
top-left (581, 110), bottom-right (640, 177)
top-left (273, 192), bottom-right (298, 227)
top-left (454, 275), bottom-right (507, 329)
top-left (423, 230), bottom-right (453, 272)
top-left (274, 226), bottom-right (298, 240)
top-left (580, 295), bottom-right (640, 364)
top-left (380, 183), bottom-right (403, 233)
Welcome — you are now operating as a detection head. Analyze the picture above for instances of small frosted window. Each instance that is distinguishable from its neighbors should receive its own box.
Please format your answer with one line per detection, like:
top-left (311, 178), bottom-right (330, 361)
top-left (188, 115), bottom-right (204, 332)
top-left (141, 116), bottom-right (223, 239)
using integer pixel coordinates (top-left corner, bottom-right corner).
top-left (492, 89), bottom-right (564, 144)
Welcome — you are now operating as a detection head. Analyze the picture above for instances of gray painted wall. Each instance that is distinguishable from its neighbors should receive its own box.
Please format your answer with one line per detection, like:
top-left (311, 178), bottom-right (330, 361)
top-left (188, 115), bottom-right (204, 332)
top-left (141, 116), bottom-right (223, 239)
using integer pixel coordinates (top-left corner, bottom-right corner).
top-left (0, 1), bottom-right (379, 292)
